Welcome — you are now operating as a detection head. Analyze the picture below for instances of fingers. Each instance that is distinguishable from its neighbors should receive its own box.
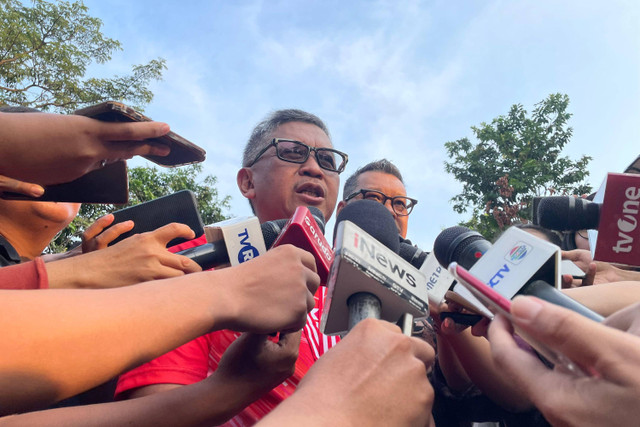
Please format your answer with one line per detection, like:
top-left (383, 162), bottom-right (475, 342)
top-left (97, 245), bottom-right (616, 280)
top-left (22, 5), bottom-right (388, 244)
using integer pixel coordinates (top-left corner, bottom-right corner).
top-left (153, 251), bottom-right (202, 275)
top-left (96, 120), bottom-right (170, 141)
top-left (82, 215), bottom-right (135, 252)
top-left (603, 302), bottom-right (640, 336)
top-left (150, 223), bottom-right (196, 246)
top-left (0, 175), bottom-right (45, 198)
top-left (507, 296), bottom-right (640, 382)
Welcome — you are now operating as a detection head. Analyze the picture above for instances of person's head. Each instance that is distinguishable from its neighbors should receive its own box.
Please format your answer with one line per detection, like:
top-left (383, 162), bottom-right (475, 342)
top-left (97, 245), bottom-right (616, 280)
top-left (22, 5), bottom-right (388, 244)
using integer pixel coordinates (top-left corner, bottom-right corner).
top-left (237, 109), bottom-right (346, 222)
top-left (513, 223), bottom-right (563, 247)
top-left (337, 159), bottom-right (416, 238)
top-left (0, 106), bottom-right (81, 258)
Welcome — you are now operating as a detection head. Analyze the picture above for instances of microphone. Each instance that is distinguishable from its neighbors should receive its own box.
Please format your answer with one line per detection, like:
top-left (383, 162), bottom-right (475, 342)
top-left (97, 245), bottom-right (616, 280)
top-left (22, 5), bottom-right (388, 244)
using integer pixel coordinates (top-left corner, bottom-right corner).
top-left (537, 196), bottom-right (600, 231)
top-left (537, 173), bottom-right (640, 267)
top-left (433, 225), bottom-right (604, 322)
top-left (321, 200), bottom-right (429, 335)
top-left (177, 206), bottom-right (327, 271)
top-left (176, 218), bottom-right (287, 269)
top-left (271, 206), bottom-right (333, 284)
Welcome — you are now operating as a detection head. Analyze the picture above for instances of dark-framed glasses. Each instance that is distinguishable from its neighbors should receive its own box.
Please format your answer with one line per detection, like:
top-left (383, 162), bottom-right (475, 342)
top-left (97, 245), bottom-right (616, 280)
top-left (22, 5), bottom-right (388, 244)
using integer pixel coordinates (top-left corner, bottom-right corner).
top-left (345, 188), bottom-right (418, 216)
top-left (248, 138), bottom-right (348, 173)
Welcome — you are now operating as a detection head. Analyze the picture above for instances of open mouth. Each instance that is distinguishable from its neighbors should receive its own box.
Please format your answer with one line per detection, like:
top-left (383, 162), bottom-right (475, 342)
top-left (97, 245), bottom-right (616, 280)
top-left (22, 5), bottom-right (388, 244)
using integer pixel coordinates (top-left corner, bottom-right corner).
top-left (296, 182), bottom-right (325, 199)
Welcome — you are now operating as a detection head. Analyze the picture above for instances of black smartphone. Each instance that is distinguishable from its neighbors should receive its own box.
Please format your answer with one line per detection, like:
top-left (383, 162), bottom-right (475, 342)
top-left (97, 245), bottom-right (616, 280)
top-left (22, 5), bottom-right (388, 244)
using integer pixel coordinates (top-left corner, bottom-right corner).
top-left (105, 190), bottom-right (205, 248)
top-left (74, 101), bottom-right (206, 167)
top-left (440, 312), bottom-right (484, 326)
top-left (1, 161), bottom-right (129, 204)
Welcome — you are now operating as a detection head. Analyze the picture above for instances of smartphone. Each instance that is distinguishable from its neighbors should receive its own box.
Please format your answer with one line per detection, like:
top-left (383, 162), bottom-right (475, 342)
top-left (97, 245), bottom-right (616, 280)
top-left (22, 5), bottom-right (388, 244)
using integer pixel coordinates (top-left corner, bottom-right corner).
top-left (74, 101), bottom-right (206, 167)
top-left (440, 312), bottom-right (484, 326)
top-left (1, 160), bottom-right (129, 204)
top-left (448, 262), bottom-right (591, 377)
top-left (105, 190), bottom-right (205, 248)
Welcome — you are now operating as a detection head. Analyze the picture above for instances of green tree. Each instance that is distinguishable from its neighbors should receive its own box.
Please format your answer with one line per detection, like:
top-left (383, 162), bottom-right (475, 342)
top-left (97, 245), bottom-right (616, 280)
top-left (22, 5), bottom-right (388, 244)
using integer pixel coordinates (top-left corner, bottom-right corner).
top-left (0, 0), bottom-right (165, 112)
top-left (444, 93), bottom-right (592, 239)
top-left (49, 164), bottom-right (231, 252)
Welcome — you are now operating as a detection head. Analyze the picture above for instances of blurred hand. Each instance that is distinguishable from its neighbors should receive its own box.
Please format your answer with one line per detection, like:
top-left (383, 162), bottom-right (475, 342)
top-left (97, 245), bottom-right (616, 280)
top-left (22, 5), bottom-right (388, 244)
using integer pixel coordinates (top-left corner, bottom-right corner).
top-left (259, 318), bottom-right (435, 427)
top-left (214, 244), bottom-right (320, 334)
top-left (46, 223), bottom-right (201, 289)
top-left (0, 112), bottom-right (171, 185)
top-left (489, 297), bottom-right (640, 427)
top-left (81, 213), bottom-right (135, 253)
top-left (0, 174), bottom-right (44, 198)
top-left (215, 331), bottom-right (301, 398)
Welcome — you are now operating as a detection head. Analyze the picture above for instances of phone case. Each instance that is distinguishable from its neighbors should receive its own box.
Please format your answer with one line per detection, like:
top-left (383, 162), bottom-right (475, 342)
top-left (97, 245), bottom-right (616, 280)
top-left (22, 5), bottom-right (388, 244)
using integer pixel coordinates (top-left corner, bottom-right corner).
top-left (106, 190), bottom-right (205, 248)
top-left (74, 101), bottom-right (206, 167)
top-left (1, 161), bottom-right (129, 204)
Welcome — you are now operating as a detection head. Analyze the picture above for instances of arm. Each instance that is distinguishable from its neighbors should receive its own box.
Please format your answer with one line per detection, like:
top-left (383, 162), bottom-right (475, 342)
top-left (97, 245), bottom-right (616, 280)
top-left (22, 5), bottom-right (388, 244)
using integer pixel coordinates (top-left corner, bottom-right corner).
top-left (44, 223), bottom-right (202, 289)
top-left (488, 297), bottom-right (640, 426)
top-left (0, 332), bottom-right (303, 427)
top-left (0, 112), bottom-right (170, 187)
top-left (0, 244), bottom-right (319, 414)
top-left (563, 281), bottom-right (640, 316)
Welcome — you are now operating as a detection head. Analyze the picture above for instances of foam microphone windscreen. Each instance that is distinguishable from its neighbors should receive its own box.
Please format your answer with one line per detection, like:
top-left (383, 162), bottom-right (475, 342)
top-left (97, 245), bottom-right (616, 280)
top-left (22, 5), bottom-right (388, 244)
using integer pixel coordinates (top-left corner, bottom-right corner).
top-left (433, 226), bottom-right (490, 270)
top-left (537, 196), bottom-right (600, 231)
top-left (334, 199), bottom-right (400, 253)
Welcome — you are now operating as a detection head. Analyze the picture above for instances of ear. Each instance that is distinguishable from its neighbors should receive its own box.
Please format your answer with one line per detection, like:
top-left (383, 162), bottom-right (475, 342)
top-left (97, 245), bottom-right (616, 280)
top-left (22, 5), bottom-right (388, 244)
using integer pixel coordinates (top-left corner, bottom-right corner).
top-left (336, 200), bottom-right (346, 216)
top-left (237, 168), bottom-right (256, 200)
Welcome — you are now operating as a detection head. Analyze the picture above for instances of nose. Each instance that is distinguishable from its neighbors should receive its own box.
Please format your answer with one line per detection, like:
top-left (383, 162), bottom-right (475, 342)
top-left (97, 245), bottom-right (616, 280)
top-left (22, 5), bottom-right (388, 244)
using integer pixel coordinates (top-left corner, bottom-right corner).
top-left (298, 152), bottom-right (324, 178)
top-left (382, 199), bottom-right (397, 218)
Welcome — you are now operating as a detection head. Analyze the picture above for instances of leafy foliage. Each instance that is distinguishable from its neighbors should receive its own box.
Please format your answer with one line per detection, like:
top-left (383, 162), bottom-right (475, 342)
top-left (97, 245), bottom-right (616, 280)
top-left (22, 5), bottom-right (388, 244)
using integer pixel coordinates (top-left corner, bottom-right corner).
top-left (48, 165), bottom-right (231, 252)
top-left (0, 0), bottom-right (165, 112)
top-left (444, 93), bottom-right (592, 239)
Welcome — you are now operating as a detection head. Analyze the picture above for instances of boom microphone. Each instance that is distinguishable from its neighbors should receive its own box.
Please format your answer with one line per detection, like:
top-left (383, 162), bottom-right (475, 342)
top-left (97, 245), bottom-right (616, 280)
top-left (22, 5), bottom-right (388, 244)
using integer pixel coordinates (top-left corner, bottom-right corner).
top-left (537, 196), bottom-right (600, 231)
top-left (433, 226), bottom-right (603, 322)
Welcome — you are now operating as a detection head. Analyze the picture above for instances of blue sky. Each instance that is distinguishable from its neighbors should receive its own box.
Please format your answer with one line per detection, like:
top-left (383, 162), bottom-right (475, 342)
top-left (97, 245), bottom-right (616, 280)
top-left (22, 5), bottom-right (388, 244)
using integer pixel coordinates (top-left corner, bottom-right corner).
top-left (82, 0), bottom-right (640, 249)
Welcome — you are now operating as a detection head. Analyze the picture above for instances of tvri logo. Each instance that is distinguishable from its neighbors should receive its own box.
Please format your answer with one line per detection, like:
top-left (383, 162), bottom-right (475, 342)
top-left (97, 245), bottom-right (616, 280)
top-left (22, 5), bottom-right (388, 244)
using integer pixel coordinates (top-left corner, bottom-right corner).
top-left (237, 228), bottom-right (261, 263)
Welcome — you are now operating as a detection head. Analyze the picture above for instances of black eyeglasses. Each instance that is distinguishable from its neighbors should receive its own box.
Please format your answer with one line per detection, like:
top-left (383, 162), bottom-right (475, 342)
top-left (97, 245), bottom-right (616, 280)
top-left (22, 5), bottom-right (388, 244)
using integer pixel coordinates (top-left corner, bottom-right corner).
top-left (345, 188), bottom-right (418, 216)
top-left (248, 138), bottom-right (348, 173)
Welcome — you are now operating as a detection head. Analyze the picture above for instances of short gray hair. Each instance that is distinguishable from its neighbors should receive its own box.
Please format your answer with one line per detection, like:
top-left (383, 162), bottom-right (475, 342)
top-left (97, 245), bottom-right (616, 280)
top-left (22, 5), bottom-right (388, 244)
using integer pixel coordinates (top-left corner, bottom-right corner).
top-left (342, 159), bottom-right (404, 200)
top-left (242, 109), bottom-right (331, 167)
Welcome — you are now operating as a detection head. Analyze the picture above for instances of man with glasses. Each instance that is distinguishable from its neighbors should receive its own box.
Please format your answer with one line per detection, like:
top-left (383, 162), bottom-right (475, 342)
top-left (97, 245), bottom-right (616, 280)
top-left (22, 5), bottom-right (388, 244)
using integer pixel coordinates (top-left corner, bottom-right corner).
top-left (115, 109), bottom-right (348, 424)
top-left (338, 158), bottom-right (416, 239)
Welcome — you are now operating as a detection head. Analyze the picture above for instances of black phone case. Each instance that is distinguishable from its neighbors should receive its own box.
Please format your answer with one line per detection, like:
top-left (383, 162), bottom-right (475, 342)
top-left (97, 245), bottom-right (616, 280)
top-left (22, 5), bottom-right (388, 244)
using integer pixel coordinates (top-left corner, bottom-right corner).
top-left (74, 101), bottom-right (206, 167)
top-left (106, 190), bottom-right (205, 247)
top-left (1, 161), bottom-right (129, 204)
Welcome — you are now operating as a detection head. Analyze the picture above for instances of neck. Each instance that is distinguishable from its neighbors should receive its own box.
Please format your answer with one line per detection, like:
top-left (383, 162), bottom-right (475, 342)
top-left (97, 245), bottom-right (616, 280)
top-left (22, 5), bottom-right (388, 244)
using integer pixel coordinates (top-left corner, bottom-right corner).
top-left (0, 219), bottom-right (59, 260)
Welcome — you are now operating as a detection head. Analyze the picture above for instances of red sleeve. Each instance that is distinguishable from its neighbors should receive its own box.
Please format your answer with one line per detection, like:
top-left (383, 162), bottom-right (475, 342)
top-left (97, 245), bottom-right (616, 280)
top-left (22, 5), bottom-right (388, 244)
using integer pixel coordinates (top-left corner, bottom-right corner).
top-left (114, 333), bottom-right (213, 399)
top-left (0, 257), bottom-right (49, 290)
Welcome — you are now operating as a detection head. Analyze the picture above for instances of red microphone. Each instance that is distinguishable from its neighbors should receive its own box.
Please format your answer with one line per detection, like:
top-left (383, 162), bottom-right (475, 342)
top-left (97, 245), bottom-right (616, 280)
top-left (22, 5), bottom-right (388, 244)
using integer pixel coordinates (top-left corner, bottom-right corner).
top-left (271, 206), bottom-right (333, 285)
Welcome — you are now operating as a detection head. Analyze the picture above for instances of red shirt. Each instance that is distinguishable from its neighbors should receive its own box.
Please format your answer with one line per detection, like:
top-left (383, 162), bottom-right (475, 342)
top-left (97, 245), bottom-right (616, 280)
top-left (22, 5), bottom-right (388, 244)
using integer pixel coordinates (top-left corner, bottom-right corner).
top-left (115, 236), bottom-right (339, 426)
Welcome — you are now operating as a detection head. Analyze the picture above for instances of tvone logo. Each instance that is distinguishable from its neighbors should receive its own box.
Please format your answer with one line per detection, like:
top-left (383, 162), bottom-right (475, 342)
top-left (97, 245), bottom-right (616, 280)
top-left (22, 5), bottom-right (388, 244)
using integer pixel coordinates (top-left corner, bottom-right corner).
top-left (612, 186), bottom-right (640, 254)
top-left (237, 228), bottom-right (260, 263)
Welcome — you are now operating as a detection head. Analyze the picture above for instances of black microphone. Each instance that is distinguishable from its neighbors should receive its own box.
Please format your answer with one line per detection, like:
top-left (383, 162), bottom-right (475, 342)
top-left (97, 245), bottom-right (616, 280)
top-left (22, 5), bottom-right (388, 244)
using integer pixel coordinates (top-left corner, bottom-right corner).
top-left (398, 241), bottom-right (429, 269)
top-left (178, 207), bottom-right (325, 270)
top-left (537, 196), bottom-right (600, 231)
top-left (433, 226), bottom-right (604, 322)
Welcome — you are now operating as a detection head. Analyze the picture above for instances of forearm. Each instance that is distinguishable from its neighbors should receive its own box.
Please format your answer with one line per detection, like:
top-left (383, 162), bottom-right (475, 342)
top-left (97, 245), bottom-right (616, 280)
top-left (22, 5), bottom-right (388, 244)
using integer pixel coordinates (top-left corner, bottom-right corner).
top-left (564, 281), bottom-right (640, 316)
top-left (0, 374), bottom-right (270, 427)
top-left (0, 273), bottom-right (224, 414)
top-left (435, 335), bottom-right (472, 392)
top-left (445, 330), bottom-right (533, 412)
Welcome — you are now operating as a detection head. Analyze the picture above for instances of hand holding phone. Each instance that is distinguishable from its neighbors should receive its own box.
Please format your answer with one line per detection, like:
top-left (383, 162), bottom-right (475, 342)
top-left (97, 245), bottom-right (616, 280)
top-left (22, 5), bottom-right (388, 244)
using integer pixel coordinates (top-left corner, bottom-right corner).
top-left (448, 262), bottom-right (591, 377)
